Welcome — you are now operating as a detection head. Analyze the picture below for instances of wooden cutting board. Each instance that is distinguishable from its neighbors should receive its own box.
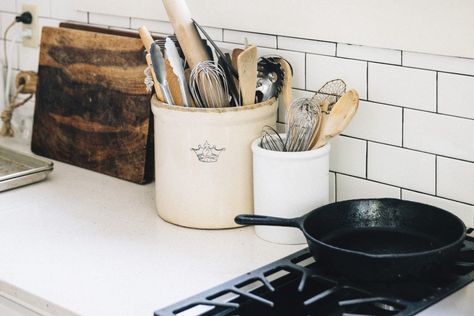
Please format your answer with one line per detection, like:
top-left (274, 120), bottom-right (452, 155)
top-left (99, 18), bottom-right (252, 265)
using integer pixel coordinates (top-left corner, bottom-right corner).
top-left (31, 25), bottom-right (154, 183)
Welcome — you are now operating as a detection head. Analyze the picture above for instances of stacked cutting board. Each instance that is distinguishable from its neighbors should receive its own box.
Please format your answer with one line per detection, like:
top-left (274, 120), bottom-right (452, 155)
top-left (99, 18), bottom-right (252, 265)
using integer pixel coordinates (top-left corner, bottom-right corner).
top-left (31, 24), bottom-right (154, 183)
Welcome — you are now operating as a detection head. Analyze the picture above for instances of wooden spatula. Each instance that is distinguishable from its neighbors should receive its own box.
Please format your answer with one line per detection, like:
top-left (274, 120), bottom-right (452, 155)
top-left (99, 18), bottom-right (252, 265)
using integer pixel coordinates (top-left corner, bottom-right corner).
top-left (237, 45), bottom-right (257, 105)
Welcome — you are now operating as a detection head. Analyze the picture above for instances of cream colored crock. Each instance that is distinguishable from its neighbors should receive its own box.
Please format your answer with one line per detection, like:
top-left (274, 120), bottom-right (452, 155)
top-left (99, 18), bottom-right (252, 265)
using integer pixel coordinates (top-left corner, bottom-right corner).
top-left (151, 96), bottom-right (278, 229)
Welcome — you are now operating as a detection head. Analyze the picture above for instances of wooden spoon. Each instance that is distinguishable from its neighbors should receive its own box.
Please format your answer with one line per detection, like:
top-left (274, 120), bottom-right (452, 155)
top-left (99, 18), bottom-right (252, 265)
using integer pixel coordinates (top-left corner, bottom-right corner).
top-left (312, 90), bottom-right (359, 149)
top-left (237, 45), bottom-right (258, 105)
top-left (231, 48), bottom-right (243, 89)
top-left (276, 58), bottom-right (293, 110)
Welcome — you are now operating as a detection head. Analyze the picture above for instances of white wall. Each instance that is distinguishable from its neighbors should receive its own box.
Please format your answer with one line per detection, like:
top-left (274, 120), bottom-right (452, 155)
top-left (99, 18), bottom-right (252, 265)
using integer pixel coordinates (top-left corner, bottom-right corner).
top-left (74, 0), bottom-right (474, 59)
top-left (0, 0), bottom-right (473, 226)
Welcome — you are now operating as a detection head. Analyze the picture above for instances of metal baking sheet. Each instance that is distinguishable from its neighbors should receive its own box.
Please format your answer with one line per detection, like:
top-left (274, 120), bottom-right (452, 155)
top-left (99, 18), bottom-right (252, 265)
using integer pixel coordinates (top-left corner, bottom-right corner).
top-left (0, 145), bottom-right (53, 192)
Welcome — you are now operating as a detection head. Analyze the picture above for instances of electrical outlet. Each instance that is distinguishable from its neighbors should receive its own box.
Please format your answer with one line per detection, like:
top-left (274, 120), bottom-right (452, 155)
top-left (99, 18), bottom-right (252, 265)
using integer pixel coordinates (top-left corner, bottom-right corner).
top-left (21, 4), bottom-right (39, 48)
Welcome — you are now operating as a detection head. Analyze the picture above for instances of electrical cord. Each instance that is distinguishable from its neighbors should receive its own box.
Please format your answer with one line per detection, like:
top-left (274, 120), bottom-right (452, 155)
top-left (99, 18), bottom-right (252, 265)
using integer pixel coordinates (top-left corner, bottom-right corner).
top-left (2, 12), bottom-right (33, 106)
top-left (1, 12), bottom-right (34, 137)
top-left (3, 21), bottom-right (16, 69)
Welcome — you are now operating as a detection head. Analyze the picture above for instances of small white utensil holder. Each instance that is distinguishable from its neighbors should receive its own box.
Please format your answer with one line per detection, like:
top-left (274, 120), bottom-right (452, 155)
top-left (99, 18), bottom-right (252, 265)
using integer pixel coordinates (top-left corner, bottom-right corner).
top-left (251, 136), bottom-right (330, 244)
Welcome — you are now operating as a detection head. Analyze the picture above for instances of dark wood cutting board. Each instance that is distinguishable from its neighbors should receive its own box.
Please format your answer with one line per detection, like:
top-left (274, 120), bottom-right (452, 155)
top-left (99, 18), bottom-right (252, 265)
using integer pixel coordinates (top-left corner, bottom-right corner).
top-left (31, 25), bottom-right (155, 184)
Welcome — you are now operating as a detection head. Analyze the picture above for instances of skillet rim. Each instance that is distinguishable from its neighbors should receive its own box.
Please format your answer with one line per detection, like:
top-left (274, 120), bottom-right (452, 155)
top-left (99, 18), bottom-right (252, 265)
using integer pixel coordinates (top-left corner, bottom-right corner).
top-left (301, 198), bottom-right (467, 259)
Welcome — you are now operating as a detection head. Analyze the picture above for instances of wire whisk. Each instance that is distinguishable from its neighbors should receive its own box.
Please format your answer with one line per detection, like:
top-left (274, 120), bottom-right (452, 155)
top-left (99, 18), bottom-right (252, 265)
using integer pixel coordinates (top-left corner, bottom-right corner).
top-left (260, 125), bottom-right (286, 151)
top-left (286, 97), bottom-right (321, 152)
top-left (311, 79), bottom-right (346, 112)
top-left (189, 61), bottom-right (229, 108)
top-left (259, 97), bottom-right (321, 152)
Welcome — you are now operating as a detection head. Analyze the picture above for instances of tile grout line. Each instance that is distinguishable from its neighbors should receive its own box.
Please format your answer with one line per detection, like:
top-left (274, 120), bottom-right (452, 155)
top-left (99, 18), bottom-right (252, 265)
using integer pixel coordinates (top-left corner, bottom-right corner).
top-left (366, 61), bottom-right (369, 100)
top-left (435, 155), bottom-right (438, 196)
top-left (436, 71), bottom-right (439, 113)
top-left (334, 171), bottom-right (474, 207)
top-left (365, 140), bottom-right (369, 179)
top-left (340, 135), bottom-right (474, 165)
top-left (401, 108), bottom-right (404, 147)
top-left (304, 53), bottom-right (307, 90)
top-left (334, 172), bottom-right (338, 202)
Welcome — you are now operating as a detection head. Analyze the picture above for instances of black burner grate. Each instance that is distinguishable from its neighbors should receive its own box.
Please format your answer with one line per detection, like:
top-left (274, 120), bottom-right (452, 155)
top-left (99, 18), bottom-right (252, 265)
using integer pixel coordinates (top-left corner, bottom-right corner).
top-left (155, 229), bottom-right (474, 316)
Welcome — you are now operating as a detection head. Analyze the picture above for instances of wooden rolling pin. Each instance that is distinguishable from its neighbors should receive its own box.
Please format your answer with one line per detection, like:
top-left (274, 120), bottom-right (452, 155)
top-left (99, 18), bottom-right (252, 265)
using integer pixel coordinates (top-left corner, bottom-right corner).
top-left (162, 0), bottom-right (209, 69)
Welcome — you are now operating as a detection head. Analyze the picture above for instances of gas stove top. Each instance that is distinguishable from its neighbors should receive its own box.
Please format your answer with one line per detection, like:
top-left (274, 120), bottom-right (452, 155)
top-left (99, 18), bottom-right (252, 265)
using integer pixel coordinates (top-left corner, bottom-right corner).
top-left (155, 228), bottom-right (474, 316)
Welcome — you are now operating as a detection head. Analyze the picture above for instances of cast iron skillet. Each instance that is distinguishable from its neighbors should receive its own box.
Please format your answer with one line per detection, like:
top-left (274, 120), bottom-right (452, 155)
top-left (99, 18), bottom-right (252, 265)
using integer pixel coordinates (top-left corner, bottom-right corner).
top-left (235, 198), bottom-right (466, 281)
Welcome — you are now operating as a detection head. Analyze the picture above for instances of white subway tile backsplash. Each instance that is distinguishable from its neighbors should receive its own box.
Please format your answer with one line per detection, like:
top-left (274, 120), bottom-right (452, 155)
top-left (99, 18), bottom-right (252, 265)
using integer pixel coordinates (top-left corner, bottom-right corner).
top-left (18, 46), bottom-right (39, 71)
top-left (0, 12), bottom-right (20, 39)
top-left (404, 109), bottom-right (474, 162)
top-left (0, 2), bottom-right (15, 12)
top-left (306, 54), bottom-right (367, 98)
top-left (403, 51), bottom-right (474, 76)
top-left (223, 29), bottom-right (276, 48)
top-left (38, 17), bottom-right (61, 32)
top-left (50, 0), bottom-right (87, 22)
top-left (89, 13), bottom-right (129, 29)
top-left (438, 73), bottom-right (474, 120)
top-left (201, 26), bottom-right (222, 42)
top-left (259, 47), bottom-right (306, 90)
top-left (337, 44), bottom-right (401, 65)
top-left (437, 157), bottom-right (474, 205)
top-left (216, 41), bottom-right (243, 53)
top-left (329, 136), bottom-right (366, 178)
top-left (368, 142), bottom-right (435, 194)
top-left (17, 0), bottom-right (51, 17)
top-left (368, 63), bottom-right (436, 111)
top-left (402, 190), bottom-right (474, 226)
top-left (336, 174), bottom-right (400, 201)
top-left (130, 18), bottom-right (173, 35)
top-left (278, 36), bottom-right (335, 56)
top-left (329, 172), bottom-right (336, 203)
top-left (0, 40), bottom-right (19, 69)
top-left (343, 100), bottom-right (402, 146)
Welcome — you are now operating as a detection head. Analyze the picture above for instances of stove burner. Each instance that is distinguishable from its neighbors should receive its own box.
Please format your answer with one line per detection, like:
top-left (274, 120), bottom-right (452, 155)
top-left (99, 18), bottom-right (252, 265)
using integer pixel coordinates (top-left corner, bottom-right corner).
top-left (155, 229), bottom-right (474, 316)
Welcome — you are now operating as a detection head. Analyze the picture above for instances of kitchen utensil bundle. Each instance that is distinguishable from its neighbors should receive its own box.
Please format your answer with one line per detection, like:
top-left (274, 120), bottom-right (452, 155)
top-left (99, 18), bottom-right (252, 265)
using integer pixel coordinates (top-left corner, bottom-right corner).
top-left (139, 0), bottom-right (289, 108)
top-left (259, 79), bottom-right (358, 152)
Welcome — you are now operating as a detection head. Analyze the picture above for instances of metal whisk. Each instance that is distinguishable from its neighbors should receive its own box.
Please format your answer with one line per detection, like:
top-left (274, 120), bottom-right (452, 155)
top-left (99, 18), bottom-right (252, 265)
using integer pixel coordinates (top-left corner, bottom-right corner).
top-left (260, 125), bottom-right (286, 151)
top-left (259, 98), bottom-right (321, 152)
top-left (286, 97), bottom-right (321, 152)
top-left (189, 61), bottom-right (229, 108)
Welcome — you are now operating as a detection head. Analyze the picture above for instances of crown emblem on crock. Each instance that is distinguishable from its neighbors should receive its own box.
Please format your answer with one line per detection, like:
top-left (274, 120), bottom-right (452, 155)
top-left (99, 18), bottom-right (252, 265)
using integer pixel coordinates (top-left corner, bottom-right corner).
top-left (191, 141), bottom-right (225, 163)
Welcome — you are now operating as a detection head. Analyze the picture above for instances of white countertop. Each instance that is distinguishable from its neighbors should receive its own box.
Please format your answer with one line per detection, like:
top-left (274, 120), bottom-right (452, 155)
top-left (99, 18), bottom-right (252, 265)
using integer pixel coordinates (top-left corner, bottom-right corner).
top-left (1, 138), bottom-right (473, 316)
top-left (0, 138), bottom-right (304, 316)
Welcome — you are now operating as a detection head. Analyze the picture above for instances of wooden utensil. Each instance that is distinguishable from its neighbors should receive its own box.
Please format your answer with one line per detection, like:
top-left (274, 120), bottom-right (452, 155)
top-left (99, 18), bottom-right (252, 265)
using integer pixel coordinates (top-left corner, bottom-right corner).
top-left (313, 90), bottom-right (359, 149)
top-left (277, 58), bottom-right (292, 110)
top-left (237, 45), bottom-right (257, 105)
top-left (231, 48), bottom-right (243, 90)
top-left (162, 0), bottom-right (209, 69)
top-left (309, 99), bottom-right (329, 149)
top-left (139, 26), bottom-right (165, 102)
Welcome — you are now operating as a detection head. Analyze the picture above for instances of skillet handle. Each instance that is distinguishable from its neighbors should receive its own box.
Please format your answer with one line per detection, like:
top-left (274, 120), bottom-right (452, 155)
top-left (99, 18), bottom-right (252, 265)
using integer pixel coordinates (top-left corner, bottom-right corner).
top-left (235, 214), bottom-right (300, 228)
